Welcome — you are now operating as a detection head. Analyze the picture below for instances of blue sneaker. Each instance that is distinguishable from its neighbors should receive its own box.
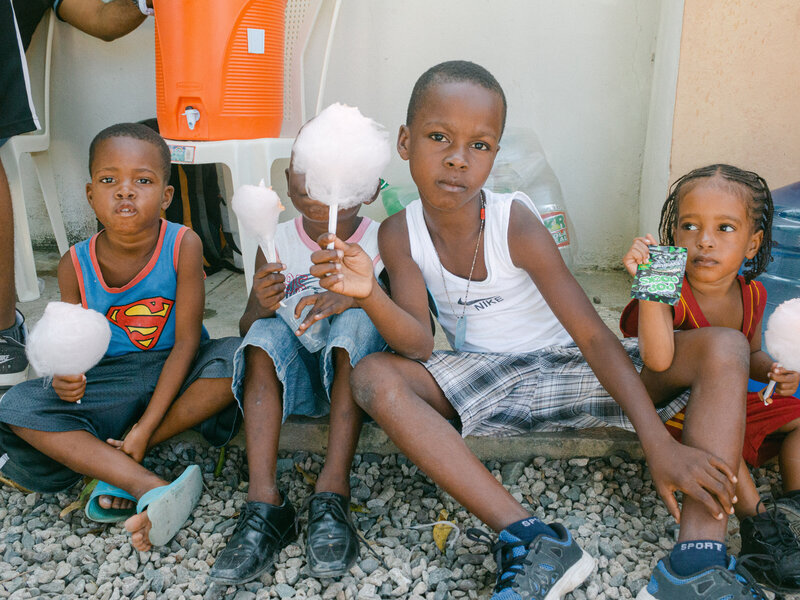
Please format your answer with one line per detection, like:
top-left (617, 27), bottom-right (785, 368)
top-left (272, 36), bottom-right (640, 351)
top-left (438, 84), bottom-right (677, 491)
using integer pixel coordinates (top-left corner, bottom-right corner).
top-left (636, 555), bottom-right (768, 599)
top-left (468, 522), bottom-right (595, 599)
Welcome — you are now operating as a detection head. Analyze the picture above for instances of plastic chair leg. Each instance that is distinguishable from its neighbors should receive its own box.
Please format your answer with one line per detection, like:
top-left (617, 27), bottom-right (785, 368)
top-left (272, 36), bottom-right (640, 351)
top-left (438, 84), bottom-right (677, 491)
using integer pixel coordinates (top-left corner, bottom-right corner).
top-left (2, 150), bottom-right (41, 302)
top-left (31, 151), bottom-right (68, 255)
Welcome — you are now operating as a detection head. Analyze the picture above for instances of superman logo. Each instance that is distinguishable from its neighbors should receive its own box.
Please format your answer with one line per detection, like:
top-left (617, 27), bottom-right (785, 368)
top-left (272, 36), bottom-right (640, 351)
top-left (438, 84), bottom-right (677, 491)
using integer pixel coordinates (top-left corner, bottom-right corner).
top-left (106, 297), bottom-right (173, 350)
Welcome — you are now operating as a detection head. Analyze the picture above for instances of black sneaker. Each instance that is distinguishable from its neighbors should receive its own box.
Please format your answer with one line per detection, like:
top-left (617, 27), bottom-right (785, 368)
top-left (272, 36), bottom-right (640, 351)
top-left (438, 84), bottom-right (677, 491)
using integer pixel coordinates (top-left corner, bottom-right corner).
top-left (739, 504), bottom-right (800, 590)
top-left (305, 492), bottom-right (359, 577)
top-left (468, 523), bottom-right (595, 599)
top-left (777, 493), bottom-right (800, 537)
top-left (636, 555), bottom-right (768, 599)
top-left (209, 498), bottom-right (298, 585)
top-left (0, 311), bottom-right (28, 393)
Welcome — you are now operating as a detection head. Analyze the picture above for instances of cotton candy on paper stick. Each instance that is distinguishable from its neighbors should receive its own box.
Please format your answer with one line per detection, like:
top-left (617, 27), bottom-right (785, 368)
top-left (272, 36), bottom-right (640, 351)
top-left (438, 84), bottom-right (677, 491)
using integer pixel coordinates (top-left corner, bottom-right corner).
top-left (759, 298), bottom-right (800, 405)
top-left (291, 103), bottom-right (390, 248)
top-left (231, 179), bottom-right (285, 263)
top-left (26, 302), bottom-right (111, 403)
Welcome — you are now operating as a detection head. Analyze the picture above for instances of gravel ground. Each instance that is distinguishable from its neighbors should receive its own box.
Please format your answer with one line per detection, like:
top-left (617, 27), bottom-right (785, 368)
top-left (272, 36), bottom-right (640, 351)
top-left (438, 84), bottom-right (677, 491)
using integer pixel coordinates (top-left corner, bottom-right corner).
top-left (1, 439), bottom-right (795, 599)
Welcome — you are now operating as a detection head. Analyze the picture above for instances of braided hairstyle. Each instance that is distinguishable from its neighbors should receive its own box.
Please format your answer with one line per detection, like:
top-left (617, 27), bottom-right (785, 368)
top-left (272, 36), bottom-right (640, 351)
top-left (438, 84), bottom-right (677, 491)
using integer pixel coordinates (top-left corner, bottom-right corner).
top-left (658, 164), bottom-right (773, 283)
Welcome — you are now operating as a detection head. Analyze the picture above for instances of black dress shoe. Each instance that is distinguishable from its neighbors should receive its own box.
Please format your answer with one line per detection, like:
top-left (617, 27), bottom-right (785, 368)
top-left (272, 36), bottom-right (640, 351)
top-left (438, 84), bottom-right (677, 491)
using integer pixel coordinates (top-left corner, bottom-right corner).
top-left (209, 498), bottom-right (297, 584)
top-left (306, 492), bottom-right (359, 577)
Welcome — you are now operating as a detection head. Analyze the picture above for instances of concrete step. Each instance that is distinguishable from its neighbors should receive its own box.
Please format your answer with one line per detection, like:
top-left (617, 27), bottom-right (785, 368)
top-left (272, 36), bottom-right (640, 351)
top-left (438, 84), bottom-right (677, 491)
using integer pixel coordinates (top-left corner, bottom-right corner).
top-left (175, 417), bottom-right (643, 461)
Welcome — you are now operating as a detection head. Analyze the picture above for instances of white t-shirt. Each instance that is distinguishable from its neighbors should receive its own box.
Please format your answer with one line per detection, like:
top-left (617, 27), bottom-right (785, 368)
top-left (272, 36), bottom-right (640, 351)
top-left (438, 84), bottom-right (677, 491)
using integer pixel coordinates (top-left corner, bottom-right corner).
top-left (275, 216), bottom-right (383, 298)
top-left (405, 189), bottom-right (572, 353)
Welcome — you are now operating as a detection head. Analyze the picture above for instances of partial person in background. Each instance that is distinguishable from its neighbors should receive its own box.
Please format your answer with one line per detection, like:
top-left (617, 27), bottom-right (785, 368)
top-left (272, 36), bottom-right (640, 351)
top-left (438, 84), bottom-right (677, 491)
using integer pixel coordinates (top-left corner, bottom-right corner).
top-left (0, 0), bottom-right (152, 392)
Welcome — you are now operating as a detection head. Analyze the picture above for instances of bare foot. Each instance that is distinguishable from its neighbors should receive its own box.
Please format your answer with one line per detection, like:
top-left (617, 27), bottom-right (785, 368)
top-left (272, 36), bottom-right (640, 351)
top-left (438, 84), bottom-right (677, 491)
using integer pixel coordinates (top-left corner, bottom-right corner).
top-left (124, 510), bottom-right (152, 551)
top-left (98, 495), bottom-right (135, 511)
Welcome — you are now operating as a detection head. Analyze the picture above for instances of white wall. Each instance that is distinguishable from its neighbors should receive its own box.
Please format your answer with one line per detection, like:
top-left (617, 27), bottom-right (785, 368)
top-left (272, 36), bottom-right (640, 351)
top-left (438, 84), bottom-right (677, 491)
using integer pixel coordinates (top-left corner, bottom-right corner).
top-left (25, 0), bottom-right (663, 269)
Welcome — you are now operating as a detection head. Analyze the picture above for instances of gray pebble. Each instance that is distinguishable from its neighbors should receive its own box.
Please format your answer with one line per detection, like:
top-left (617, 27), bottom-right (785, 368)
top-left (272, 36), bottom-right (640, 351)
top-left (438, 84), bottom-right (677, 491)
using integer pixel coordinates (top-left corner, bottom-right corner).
top-left (274, 583), bottom-right (296, 598)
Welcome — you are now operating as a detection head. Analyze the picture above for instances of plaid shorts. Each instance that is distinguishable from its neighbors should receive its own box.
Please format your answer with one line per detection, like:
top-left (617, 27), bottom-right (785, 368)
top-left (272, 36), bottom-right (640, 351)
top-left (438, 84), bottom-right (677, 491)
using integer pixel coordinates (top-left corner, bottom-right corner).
top-left (423, 337), bottom-right (690, 437)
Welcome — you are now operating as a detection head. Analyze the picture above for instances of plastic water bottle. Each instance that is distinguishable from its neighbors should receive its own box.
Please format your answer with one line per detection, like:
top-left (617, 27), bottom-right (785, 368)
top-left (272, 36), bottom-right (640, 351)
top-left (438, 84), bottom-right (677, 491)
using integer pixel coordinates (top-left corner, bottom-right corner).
top-left (760, 181), bottom-right (800, 328)
top-left (485, 128), bottom-right (574, 269)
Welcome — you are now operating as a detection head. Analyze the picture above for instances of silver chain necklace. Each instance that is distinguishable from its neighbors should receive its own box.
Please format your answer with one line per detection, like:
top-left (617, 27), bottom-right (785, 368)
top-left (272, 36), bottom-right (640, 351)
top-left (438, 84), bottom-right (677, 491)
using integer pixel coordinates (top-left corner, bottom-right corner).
top-left (432, 190), bottom-right (486, 350)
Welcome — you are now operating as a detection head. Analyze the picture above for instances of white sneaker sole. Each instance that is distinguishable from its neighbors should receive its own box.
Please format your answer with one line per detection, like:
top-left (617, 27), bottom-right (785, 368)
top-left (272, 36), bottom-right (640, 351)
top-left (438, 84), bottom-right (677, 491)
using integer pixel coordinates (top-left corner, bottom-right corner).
top-left (545, 550), bottom-right (596, 600)
top-left (635, 587), bottom-right (657, 600)
top-left (0, 366), bottom-right (29, 390)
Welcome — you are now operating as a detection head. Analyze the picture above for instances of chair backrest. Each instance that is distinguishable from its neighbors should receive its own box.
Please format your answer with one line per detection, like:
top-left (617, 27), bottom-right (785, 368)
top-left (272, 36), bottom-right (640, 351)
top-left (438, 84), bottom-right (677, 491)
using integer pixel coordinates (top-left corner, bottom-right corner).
top-left (281, 0), bottom-right (335, 137)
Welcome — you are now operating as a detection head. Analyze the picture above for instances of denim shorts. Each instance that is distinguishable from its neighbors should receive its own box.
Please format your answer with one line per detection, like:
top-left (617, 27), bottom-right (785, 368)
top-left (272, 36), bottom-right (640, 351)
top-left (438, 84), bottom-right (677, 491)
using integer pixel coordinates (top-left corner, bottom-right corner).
top-left (0, 337), bottom-right (241, 492)
top-left (232, 308), bottom-right (386, 421)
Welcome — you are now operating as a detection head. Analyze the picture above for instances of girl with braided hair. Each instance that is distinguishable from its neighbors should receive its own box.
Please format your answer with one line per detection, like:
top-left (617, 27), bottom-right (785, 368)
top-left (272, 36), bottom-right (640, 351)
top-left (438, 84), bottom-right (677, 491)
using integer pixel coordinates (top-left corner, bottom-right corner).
top-left (621, 164), bottom-right (800, 591)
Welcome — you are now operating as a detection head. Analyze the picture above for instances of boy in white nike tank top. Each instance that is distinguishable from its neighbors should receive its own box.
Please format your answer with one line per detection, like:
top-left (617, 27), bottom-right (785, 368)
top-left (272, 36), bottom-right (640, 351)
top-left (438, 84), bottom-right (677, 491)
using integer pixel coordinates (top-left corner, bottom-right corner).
top-left (308, 62), bottom-right (756, 599)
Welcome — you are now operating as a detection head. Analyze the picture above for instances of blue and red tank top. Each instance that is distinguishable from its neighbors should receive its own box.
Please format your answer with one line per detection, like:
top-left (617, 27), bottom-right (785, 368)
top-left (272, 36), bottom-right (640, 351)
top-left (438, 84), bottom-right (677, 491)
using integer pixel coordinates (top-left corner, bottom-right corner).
top-left (70, 219), bottom-right (207, 357)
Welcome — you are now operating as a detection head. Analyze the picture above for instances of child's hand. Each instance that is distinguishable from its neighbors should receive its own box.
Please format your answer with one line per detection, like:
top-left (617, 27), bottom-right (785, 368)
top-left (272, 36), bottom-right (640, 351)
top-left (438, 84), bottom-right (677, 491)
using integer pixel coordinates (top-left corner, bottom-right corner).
top-left (310, 233), bottom-right (376, 299)
top-left (52, 374), bottom-right (86, 403)
top-left (294, 292), bottom-right (355, 336)
top-left (647, 439), bottom-right (737, 523)
top-left (622, 234), bottom-right (658, 277)
top-left (769, 363), bottom-right (800, 397)
top-left (252, 261), bottom-right (286, 311)
top-left (106, 422), bottom-right (150, 463)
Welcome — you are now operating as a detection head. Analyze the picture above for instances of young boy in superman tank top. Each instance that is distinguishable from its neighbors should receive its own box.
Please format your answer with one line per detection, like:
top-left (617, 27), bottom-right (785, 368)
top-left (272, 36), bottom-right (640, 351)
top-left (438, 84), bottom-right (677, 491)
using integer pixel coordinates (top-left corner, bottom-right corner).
top-left (0, 123), bottom-right (240, 552)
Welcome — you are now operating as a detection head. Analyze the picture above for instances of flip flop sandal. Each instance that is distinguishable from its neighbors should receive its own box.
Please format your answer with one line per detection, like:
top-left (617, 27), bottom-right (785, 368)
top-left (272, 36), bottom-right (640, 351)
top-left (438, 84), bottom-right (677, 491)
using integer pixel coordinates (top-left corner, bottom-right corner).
top-left (85, 480), bottom-right (137, 523)
top-left (136, 464), bottom-right (203, 547)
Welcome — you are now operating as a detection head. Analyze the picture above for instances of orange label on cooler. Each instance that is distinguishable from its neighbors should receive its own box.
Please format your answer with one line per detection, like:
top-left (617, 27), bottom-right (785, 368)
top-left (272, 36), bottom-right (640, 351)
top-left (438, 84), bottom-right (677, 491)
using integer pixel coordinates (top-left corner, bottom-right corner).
top-left (541, 211), bottom-right (570, 248)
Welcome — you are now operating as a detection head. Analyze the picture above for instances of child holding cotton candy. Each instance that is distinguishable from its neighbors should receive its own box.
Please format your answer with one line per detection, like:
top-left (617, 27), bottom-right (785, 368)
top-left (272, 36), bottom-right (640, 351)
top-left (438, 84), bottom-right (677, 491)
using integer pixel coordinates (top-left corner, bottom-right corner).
top-left (0, 123), bottom-right (241, 553)
top-left (621, 164), bottom-right (800, 590)
top-left (210, 105), bottom-right (389, 585)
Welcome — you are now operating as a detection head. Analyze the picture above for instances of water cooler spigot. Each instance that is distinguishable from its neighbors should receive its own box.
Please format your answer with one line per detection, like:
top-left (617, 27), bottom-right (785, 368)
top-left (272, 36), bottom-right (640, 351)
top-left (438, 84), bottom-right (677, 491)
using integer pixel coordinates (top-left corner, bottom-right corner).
top-left (182, 107), bottom-right (201, 130)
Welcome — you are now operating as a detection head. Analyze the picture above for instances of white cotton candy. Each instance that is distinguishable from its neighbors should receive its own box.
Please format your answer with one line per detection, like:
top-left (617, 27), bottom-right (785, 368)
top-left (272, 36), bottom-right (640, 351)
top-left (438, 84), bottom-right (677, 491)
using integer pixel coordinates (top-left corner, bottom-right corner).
top-left (26, 302), bottom-right (111, 376)
top-left (291, 103), bottom-right (390, 209)
top-left (232, 180), bottom-right (285, 261)
top-left (765, 298), bottom-right (800, 372)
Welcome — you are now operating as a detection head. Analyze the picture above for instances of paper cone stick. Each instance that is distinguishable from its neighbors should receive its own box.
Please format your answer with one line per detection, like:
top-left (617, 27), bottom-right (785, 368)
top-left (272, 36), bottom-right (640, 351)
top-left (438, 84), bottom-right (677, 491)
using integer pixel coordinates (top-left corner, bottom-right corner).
top-left (260, 240), bottom-right (277, 264)
top-left (327, 204), bottom-right (339, 250)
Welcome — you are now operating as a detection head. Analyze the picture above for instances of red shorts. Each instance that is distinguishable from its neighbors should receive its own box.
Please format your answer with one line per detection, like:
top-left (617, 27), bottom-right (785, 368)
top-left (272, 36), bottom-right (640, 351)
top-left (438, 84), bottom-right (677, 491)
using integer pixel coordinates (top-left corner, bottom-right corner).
top-left (664, 392), bottom-right (800, 467)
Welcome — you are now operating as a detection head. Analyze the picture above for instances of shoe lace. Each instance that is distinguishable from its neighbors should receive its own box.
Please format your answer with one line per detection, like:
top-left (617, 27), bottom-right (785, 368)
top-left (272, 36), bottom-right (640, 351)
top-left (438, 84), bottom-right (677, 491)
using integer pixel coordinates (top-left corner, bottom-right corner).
top-left (739, 499), bottom-right (800, 594)
top-left (467, 528), bottom-right (543, 596)
top-left (236, 502), bottom-right (297, 541)
top-left (733, 555), bottom-right (785, 600)
top-left (299, 495), bottom-right (388, 570)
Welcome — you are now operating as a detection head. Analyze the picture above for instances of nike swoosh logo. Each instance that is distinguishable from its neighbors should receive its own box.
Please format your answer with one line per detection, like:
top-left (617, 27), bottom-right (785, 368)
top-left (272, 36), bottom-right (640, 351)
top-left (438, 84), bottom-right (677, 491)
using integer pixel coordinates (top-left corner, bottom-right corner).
top-left (0, 356), bottom-right (13, 365)
top-left (457, 297), bottom-right (498, 306)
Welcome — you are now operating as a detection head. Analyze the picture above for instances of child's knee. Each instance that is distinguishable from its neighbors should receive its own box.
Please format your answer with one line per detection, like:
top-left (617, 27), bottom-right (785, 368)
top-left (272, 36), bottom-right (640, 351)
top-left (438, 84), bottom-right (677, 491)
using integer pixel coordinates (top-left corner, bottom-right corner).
top-left (700, 328), bottom-right (750, 371)
top-left (350, 353), bottom-right (391, 412)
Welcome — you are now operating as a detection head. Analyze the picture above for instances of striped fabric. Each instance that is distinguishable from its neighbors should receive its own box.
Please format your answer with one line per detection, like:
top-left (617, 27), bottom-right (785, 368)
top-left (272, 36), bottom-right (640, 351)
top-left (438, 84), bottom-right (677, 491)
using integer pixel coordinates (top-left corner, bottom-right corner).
top-left (423, 338), bottom-right (689, 437)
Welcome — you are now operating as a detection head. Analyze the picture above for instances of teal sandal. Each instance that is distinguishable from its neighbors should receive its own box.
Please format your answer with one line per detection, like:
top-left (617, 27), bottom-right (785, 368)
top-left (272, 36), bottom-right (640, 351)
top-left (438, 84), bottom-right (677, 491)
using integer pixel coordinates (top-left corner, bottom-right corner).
top-left (85, 480), bottom-right (137, 523)
top-left (137, 464), bottom-right (203, 546)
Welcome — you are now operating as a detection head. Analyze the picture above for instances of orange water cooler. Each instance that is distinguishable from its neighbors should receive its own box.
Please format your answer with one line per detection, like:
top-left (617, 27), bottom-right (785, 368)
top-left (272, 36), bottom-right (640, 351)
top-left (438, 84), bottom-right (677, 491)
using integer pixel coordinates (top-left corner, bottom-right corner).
top-left (153, 0), bottom-right (284, 141)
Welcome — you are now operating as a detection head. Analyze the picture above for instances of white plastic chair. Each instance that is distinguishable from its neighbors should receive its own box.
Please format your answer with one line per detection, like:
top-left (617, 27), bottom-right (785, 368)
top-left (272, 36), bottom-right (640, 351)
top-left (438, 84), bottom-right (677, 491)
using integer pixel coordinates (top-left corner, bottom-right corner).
top-left (164, 0), bottom-right (342, 292)
top-left (2, 11), bottom-right (68, 302)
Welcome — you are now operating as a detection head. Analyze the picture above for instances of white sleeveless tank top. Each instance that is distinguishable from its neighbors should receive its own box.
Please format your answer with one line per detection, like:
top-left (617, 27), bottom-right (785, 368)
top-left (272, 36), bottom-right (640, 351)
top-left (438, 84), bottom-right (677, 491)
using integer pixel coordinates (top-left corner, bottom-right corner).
top-left (405, 189), bottom-right (572, 353)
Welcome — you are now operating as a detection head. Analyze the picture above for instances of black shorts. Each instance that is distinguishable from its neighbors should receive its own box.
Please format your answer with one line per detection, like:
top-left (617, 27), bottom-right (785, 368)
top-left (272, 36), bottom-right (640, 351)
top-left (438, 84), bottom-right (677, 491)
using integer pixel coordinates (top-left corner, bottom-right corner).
top-left (0, 0), bottom-right (46, 140)
top-left (0, 337), bottom-right (242, 492)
